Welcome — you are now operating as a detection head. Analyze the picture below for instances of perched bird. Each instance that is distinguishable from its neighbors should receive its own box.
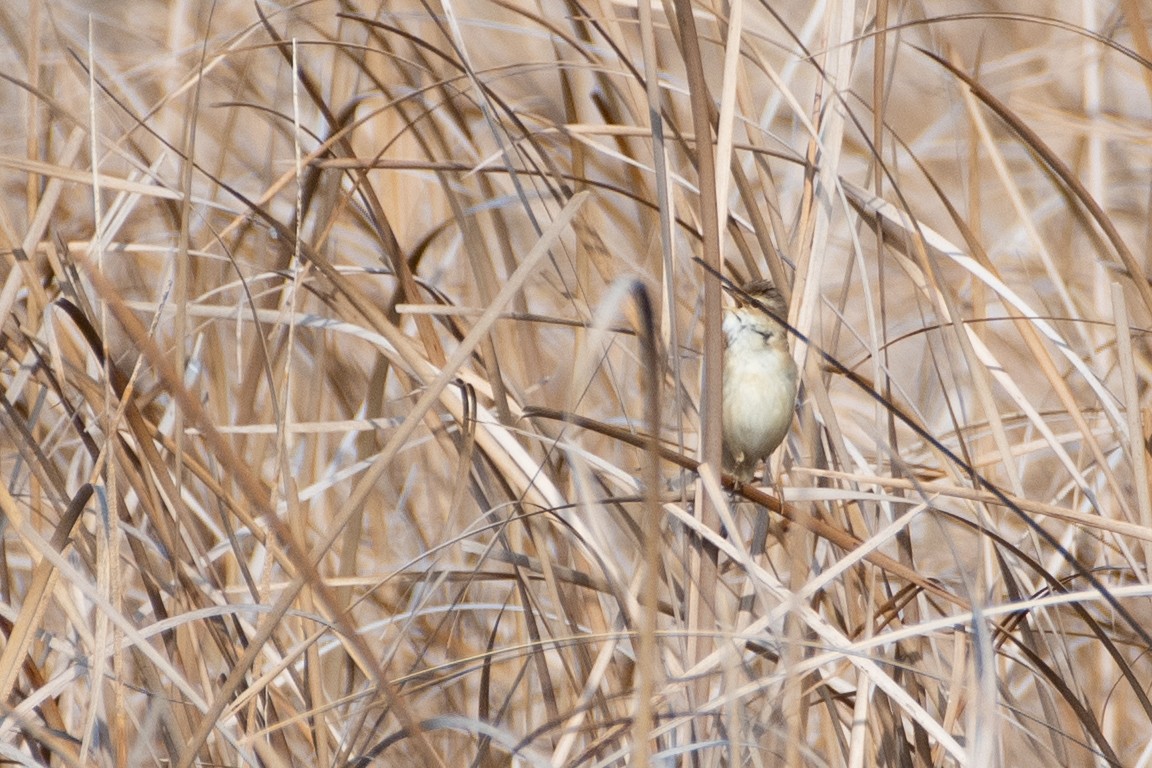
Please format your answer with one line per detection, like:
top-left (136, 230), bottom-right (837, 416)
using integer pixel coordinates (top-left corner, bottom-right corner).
top-left (721, 279), bottom-right (799, 483)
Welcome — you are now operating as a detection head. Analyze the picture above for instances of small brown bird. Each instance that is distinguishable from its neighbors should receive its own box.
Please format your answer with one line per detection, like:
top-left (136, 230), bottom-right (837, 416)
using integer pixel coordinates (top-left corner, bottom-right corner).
top-left (721, 279), bottom-right (799, 483)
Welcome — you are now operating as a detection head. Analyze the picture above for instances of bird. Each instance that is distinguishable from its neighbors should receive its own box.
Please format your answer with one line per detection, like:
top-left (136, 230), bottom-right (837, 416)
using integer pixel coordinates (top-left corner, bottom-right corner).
top-left (721, 279), bottom-right (799, 484)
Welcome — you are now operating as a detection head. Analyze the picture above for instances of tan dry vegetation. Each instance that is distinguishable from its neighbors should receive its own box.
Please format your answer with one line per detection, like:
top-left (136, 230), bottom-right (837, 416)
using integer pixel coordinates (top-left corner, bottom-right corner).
top-left (2, 1), bottom-right (1152, 766)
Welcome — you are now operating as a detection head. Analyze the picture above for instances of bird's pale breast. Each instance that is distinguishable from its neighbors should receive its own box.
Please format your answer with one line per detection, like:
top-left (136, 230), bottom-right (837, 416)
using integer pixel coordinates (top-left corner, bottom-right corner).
top-left (722, 346), bottom-right (797, 461)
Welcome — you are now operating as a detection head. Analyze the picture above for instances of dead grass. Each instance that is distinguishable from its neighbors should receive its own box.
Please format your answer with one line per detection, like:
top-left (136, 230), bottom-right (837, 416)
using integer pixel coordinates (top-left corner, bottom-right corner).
top-left (2, 1), bottom-right (1152, 766)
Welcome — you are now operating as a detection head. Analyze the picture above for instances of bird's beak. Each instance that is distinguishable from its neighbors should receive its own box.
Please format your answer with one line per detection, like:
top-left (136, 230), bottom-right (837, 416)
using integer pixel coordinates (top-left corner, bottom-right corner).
top-left (721, 282), bottom-right (747, 305)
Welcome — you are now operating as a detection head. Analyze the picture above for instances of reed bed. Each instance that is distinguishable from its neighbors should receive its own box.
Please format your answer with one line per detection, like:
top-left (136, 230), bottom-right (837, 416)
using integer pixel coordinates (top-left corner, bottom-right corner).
top-left (1, 1), bottom-right (1151, 766)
